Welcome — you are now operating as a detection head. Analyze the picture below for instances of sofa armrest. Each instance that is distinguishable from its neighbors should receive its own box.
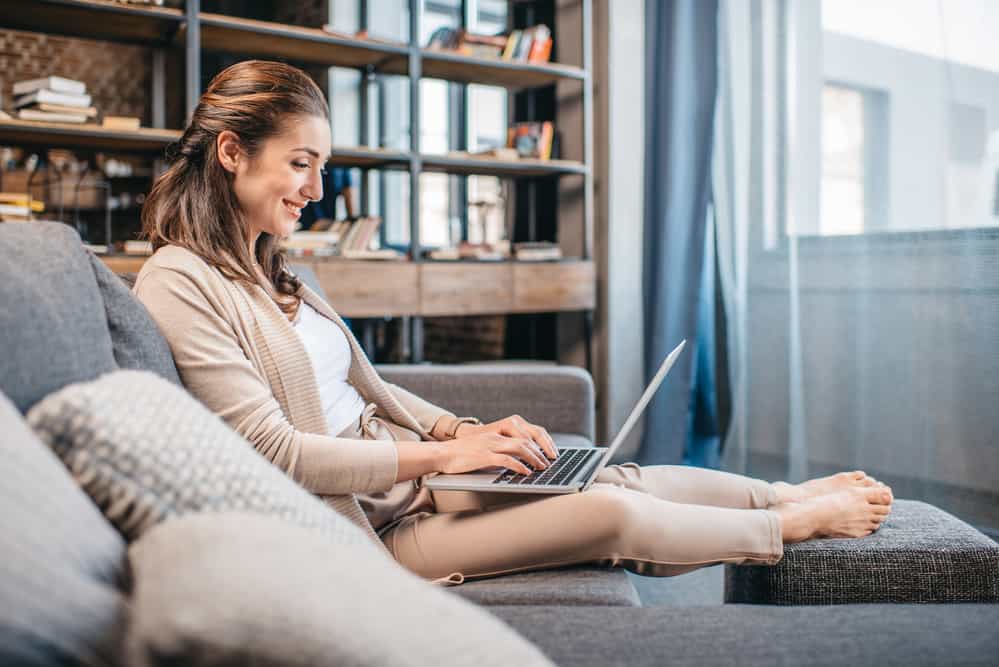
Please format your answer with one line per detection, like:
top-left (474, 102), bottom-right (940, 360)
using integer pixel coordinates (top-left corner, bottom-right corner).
top-left (375, 364), bottom-right (594, 441)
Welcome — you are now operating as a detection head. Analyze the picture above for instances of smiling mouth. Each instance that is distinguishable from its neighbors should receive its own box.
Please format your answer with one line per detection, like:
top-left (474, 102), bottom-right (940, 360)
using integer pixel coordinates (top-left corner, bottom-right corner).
top-left (282, 199), bottom-right (305, 217)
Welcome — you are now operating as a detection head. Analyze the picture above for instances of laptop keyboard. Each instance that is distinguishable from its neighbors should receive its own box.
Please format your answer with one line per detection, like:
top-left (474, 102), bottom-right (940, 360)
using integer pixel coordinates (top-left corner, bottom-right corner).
top-left (492, 448), bottom-right (599, 487)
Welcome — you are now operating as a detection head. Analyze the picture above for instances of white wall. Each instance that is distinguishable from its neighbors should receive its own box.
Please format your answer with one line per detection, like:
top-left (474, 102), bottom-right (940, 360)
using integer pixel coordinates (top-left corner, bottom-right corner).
top-left (596, 0), bottom-right (646, 455)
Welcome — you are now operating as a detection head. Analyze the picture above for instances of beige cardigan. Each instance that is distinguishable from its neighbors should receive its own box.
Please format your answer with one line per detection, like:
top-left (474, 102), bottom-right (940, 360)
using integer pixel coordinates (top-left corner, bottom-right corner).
top-left (133, 245), bottom-right (463, 542)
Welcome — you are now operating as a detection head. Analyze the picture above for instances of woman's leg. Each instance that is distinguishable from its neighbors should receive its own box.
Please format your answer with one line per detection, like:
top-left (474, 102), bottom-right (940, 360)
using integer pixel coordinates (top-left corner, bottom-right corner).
top-left (385, 484), bottom-right (783, 581)
top-left (597, 463), bottom-right (888, 508)
top-left (595, 463), bottom-right (779, 509)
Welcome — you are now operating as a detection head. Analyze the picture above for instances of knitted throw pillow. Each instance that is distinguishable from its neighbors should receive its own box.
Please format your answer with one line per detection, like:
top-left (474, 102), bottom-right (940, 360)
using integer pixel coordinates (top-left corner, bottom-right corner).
top-left (26, 369), bottom-right (369, 546)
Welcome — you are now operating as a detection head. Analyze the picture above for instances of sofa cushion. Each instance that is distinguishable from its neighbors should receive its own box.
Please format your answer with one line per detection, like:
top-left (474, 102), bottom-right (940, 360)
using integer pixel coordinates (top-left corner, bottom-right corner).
top-left (26, 369), bottom-right (368, 546)
top-left (492, 604), bottom-right (999, 667)
top-left (0, 222), bottom-right (116, 413)
top-left (126, 512), bottom-right (553, 667)
top-left (453, 565), bottom-right (641, 607)
top-left (725, 499), bottom-right (999, 604)
top-left (87, 252), bottom-right (181, 385)
top-left (0, 392), bottom-right (127, 666)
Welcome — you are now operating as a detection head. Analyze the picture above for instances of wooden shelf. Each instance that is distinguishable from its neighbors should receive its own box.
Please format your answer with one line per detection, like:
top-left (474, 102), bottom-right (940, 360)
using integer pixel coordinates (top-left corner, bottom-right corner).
top-left (0, 119), bottom-right (180, 153)
top-left (392, 50), bottom-right (585, 89)
top-left (421, 154), bottom-right (586, 178)
top-left (328, 146), bottom-right (410, 171)
top-left (100, 256), bottom-right (595, 318)
top-left (0, 0), bottom-right (183, 45)
top-left (198, 12), bottom-right (406, 68)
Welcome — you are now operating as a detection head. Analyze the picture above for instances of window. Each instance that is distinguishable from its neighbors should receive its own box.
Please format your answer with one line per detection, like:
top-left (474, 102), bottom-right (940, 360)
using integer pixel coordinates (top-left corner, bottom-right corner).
top-left (810, 0), bottom-right (999, 235)
top-left (820, 83), bottom-right (889, 235)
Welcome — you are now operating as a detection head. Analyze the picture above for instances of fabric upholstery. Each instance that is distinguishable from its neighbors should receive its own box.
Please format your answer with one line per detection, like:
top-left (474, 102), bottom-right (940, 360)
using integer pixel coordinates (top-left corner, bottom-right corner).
top-left (86, 253), bottom-right (181, 385)
top-left (26, 369), bottom-right (371, 547)
top-left (0, 392), bottom-right (127, 666)
top-left (493, 603), bottom-right (999, 667)
top-left (453, 566), bottom-right (641, 607)
top-left (125, 512), bottom-right (554, 667)
top-left (376, 364), bottom-right (595, 440)
top-left (0, 222), bottom-right (116, 413)
top-left (725, 499), bottom-right (999, 604)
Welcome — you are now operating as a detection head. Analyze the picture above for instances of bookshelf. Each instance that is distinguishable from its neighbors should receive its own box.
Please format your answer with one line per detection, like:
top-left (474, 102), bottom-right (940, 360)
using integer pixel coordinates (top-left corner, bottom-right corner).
top-left (1, 0), bottom-right (595, 368)
top-left (0, 119), bottom-right (180, 153)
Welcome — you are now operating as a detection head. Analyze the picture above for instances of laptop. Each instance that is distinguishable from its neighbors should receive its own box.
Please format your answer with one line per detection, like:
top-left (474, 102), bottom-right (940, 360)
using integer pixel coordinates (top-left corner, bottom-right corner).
top-left (425, 339), bottom-right (687, 495)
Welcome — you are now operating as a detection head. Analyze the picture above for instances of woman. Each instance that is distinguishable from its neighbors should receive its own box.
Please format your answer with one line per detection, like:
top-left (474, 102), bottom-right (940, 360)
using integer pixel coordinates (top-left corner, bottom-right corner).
top-left (134, 61), bottom-right (892, 582)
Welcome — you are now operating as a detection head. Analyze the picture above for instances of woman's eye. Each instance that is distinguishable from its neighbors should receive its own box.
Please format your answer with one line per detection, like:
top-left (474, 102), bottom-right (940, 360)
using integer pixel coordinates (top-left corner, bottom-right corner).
top-left (293, 162), bottom-right (310, 169)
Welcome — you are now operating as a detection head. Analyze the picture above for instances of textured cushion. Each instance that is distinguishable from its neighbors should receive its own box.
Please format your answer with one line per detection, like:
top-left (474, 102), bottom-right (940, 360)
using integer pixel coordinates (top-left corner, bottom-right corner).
top-left (492, 604), bottom-right (999, 667)
top-left (87, 252), bottom-right (181, 385)
top-left (126, 512), bottom-right (553, 667)
top-left (0, 222), bottom-right (116, 412)
top-left (454, 566), bottom-right (641, 607)
top-left (725, 499), bottom-right (999, 604)
top-left (26, 369), bottom-right (367, 546)
top-left (0, 392), bottom-right (127, 666)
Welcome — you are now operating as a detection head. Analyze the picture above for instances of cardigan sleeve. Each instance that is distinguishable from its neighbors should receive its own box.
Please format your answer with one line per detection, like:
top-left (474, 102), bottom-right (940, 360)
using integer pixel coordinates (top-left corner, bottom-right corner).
top-left (380, 380), bottom-right (473, 440)
top-left (133, 266), bottom-right (398, 496)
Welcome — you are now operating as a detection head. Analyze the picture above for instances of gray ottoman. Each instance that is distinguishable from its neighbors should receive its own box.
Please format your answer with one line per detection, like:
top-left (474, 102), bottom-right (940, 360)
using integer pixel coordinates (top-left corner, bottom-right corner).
top-left (725, 499), bottom-right (999, 604)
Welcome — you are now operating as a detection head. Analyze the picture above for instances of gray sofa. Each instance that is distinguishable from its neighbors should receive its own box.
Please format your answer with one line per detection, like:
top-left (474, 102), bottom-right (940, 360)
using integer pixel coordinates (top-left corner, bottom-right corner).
top-left (2, 221), bottom-right (998, 666)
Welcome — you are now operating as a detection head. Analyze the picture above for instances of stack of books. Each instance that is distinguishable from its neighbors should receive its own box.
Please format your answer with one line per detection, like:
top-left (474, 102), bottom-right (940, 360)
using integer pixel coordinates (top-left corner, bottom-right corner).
top-left (507, 121), bottom-right (555, 160)
top-left (428, 241), bottom-right (510, 262)
top-left (514, 242), bottom-right (562, 262)
top-left (12, 76), bottom-right (95, 124)
top-left (0, 192), bottom-right (44, 222)
top-left (281, 217), bottom-right (403, 260)
top-left (424, 24), bottom-right (552, 64)
top-left (501, 25), bottom-right (552, 63)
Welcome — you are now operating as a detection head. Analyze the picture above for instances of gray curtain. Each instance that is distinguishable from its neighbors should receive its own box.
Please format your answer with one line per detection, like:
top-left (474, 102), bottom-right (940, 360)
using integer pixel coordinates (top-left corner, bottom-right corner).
top-left (639, 0), bottom-right (719, 464)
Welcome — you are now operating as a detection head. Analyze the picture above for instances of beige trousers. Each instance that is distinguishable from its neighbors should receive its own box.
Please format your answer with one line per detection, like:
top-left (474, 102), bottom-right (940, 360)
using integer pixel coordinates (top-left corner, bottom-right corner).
top-left (346, 407), bottom-right (784, 582)
top-left (385, 463), bottom-right (784, 581)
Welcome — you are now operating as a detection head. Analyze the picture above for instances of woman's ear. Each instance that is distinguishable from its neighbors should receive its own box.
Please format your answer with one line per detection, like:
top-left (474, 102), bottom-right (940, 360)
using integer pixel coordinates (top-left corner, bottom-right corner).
top-left (216, 130), bottom-right (242, 174)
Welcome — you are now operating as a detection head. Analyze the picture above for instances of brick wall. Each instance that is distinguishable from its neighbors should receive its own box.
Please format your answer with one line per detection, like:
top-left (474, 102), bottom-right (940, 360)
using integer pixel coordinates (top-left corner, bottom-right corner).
top-left (424, 315), bottom-right (507, 363)
top-left (0, 29), bottom-right (153, 124)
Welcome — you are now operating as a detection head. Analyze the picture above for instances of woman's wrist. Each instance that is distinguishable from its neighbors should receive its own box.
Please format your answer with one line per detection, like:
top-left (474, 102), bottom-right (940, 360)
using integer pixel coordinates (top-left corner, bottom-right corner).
top-left (395, 441), bottom-right (449, 481)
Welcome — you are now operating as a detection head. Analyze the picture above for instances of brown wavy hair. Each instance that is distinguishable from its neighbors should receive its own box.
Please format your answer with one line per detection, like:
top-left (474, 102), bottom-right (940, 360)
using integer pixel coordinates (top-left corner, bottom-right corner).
top-left (142, 60), bottom-right (329, 317)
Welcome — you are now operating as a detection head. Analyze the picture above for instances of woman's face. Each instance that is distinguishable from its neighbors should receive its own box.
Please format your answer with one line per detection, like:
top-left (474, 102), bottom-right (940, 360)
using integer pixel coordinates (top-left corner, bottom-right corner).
top-left (230, 113), bottom-right (332, 242)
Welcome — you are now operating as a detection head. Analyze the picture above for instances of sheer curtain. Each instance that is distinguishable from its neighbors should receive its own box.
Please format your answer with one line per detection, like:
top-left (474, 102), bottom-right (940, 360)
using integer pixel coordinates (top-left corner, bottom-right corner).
top-left (715, 0), bottom-right (999, 534)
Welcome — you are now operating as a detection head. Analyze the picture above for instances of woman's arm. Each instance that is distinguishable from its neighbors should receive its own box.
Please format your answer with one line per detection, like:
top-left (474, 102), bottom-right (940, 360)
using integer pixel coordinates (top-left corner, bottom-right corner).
top-left (134, 265), bottom-right (399, 496)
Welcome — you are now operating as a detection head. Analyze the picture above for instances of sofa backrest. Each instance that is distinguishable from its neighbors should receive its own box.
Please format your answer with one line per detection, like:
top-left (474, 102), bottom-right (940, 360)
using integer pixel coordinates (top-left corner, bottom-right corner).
top-left (0, 222), bottom-right (179, 413)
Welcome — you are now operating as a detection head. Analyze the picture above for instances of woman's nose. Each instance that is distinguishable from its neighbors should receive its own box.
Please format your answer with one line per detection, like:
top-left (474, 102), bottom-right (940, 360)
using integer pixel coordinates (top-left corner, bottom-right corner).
top-left (303, 168), bottom-right (324, 202)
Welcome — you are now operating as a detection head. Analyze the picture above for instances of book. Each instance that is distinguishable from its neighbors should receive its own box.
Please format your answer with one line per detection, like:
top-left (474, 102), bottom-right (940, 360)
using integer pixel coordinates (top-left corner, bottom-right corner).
top-left (0, 193), bottom-right (44, 212)
top-left (527, 25), bottom-right (552, 63)
top-left (514, 242), bottom-right (562, 261)
top-left (514, 26), bottom-right (535, 61)
top-left (16, 108), bottom-right (89, 123)
top-left (14, 89), bottom-right (92, 109)
top-left (102, 116), bottom-right (141, 130)
top-left (37, 102), bottom-right (98, 118)
top-left (12, 76), bottom-right (86, 96)
top-left (501, 30), bottom-right (521, 60)
top-left (507, 121), bottom-right (555, 160)
top-left (340, 248), bottom-right (404, 260)
top-left (124, 240), bottom-right (153, 255)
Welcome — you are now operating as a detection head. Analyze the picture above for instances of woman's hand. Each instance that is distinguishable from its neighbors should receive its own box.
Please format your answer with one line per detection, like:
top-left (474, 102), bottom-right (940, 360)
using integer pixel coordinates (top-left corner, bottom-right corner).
top-left (440, 431), bottom-right (551, 476)
top-left (454, 415), bottom-right (558, 461)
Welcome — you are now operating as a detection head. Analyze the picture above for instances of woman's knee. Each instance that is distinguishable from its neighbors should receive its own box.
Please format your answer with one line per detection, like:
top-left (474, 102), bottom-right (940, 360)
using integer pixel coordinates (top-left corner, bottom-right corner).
top-left (576, 487), bottom-right (648, 546)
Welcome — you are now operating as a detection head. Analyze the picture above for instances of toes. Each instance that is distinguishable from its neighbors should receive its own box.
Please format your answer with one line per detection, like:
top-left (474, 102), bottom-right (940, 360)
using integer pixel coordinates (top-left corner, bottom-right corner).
top-left (861, 487), bottom-right (892, 505)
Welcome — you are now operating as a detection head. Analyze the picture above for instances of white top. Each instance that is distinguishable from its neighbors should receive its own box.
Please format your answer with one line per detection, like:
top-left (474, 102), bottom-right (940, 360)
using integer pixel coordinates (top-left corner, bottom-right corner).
top-left (292, 300), bottom-right (366, 438)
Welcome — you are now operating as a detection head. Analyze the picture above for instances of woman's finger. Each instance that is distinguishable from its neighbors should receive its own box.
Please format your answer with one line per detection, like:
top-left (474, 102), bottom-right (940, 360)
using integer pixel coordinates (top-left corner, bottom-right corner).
top-left (495, 454), bottom-right (531, 475)
top-left (496, 438), bottom-right (547, 470)
top-left (528, 424), bottom-right (558, 459)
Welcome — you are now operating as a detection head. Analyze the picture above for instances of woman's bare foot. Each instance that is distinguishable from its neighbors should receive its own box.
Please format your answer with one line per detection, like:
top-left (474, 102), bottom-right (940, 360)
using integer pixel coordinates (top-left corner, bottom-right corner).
top-left (773, 470), bottom-right (888, 504)
top-left (774, 486), bottom-right (893, 543)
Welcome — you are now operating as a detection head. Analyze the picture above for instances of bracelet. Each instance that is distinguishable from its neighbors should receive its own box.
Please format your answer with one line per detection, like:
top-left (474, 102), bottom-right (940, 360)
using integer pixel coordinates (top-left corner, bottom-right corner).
top-left (447, 417), bottom-right (482, 439)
